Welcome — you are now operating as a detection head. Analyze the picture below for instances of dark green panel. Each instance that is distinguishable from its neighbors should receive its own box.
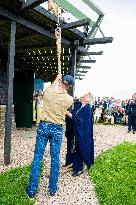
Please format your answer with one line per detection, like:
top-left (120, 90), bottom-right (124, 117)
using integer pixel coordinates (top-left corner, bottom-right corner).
top-left (14, 69), bottom-right (34, 128)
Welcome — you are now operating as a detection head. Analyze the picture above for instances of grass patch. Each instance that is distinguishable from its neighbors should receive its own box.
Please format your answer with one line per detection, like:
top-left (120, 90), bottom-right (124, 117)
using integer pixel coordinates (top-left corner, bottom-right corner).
top-left (89, 142), bottom-right (136, 205)
top-left (0, 165), bottom-right (35, 205)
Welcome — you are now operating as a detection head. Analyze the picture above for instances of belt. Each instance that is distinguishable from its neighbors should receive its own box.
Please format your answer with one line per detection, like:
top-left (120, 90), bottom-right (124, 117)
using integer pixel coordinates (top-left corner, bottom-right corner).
top-left (40, 120), bottom-right (63, 127)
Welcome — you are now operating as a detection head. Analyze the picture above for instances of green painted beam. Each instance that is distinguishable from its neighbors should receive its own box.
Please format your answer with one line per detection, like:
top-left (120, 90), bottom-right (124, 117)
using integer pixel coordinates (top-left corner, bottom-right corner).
top-left (53, 0), bottom-right (95, 27)
top-left (82, 0), bottom-right (104, 16)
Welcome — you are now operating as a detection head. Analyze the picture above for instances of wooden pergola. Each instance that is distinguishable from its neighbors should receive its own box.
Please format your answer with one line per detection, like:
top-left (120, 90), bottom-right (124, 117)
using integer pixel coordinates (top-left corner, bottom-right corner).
top-left (0, 0), bottom-right (113, 165)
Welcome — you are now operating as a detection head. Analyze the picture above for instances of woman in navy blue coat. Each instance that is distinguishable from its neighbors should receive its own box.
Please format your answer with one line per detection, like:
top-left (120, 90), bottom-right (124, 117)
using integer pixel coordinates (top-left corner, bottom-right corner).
top-left (66, 92), bottom-right (94, 176)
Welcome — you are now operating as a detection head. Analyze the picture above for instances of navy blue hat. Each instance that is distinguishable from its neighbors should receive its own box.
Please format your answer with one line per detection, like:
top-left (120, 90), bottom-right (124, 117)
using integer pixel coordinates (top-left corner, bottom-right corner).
top-left (63, 75), bottom-right (74, 86)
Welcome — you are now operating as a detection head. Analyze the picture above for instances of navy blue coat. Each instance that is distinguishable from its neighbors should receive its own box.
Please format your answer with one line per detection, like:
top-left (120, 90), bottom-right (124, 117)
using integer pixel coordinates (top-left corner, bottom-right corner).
top-left (72, 103), bottom-right (94, 168)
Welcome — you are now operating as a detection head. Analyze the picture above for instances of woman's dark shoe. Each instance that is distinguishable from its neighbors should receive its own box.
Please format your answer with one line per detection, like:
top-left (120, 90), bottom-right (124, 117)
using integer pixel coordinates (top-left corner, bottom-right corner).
top-left (49, 192), bottom-right (56, 196)
top-left (72, 170), bottom-right (83, 177)
top-left (133, 131), bottom-right (135, 134)
top-left (62, 163), bottom-right (73, 169)
top-left (48, 190), bottom-right (56, 196)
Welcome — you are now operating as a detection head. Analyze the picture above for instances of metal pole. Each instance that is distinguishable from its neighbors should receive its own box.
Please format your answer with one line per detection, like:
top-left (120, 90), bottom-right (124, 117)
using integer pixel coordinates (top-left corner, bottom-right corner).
top-left (4, 21), bottom-right (16, 165)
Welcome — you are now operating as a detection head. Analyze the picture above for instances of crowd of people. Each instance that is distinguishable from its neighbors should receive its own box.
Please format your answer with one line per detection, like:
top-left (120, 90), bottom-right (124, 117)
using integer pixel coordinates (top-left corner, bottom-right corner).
top-left (92, 96), bottom-right (136, 133)
top-left (92, 97), bottom-right (127, 125)
top-left (26, 74), bottom-right (136, 198)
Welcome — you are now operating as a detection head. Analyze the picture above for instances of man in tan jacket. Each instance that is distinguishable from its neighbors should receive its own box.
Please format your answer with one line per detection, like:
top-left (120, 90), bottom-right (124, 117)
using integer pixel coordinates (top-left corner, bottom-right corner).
top-left (26, 74), bottom-right (74, 197)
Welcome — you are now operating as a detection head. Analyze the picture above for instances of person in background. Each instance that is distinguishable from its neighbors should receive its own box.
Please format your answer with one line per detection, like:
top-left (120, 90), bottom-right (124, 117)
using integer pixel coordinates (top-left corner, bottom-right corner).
top-left (131, 93), bottom-right (136, 134)
top-left (36, 90), bottom-right (44, 126)
top-left (26, 74), bottom-right (74, 197)
top-left (125, 99), bottom-right (134, 133)
top-left (103, 105), bottom-right (114, 124)
top-left (66, 92), bottom-right (94, 176)
top-left (93, 105), bottom-right (103, 123)
top-left (33, 91), bottom-right (37, 123)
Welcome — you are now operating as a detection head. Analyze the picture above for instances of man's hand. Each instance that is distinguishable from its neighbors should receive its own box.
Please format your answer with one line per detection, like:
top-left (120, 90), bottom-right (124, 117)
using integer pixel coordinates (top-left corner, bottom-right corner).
top-left (56, 73), bottom-right (62, 82)
top-left (50, 73), bottom-right (62, 88)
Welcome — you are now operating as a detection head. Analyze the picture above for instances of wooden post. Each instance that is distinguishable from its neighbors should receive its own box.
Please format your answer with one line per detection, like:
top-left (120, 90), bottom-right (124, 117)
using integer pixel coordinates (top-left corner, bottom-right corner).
top-left (4, 21), bottom-right (16, 165)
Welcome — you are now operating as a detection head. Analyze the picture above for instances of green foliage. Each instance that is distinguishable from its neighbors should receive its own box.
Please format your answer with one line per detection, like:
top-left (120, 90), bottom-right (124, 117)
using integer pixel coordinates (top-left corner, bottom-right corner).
top-left (89, 142), bottom-right (136, 205)
top-left (0, 165), bottom-right (35, 205)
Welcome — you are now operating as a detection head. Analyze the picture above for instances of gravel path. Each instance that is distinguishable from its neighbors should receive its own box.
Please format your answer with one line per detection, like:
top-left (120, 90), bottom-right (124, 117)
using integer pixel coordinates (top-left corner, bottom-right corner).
top-left (0, 124), bottom-right (136, 205)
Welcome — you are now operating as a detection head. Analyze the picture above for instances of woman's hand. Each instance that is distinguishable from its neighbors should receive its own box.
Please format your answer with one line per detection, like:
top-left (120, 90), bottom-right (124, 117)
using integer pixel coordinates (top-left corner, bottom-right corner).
top-left (66, 111), bottom-right (72, 118)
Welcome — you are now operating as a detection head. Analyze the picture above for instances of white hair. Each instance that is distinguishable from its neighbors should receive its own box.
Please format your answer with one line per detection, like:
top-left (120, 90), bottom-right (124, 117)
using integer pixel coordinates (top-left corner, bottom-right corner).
top-left (87, 92), bottom-right (94, 104)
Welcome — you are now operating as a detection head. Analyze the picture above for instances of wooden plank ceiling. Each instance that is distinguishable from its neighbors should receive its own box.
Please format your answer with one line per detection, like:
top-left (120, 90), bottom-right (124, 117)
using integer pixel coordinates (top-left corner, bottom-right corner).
top-left (0, 0), bottom-right (87, 82)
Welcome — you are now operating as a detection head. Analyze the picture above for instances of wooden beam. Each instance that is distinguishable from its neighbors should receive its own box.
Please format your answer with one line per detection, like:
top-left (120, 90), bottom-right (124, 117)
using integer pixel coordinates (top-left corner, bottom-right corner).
top-left (60, 18), bottom-right (91, 30)
top-left (82, 0), bottom-right (104, 16)
top-left (4, 21), bottom-right (16, 165)
top-left (75, 73), bottom-right (85, 77)
top-left (79, 59), bottom-right (96, 63)
top-left (77, 65), bottom-right (91, 69)
top-left (75, 77), bottom-right (83, 80)
top-left (76, 70), bottom-right (88, 73)
top-left (76, 15), bottom-right (104, 67)
top-left (0, 6), bottom-right (70, 46)
top-left (77, 15), bottom-right (104, 66)
top-left (80, 51), bottom-right (103, 56)
top-left (77, 46), bottom-right (86, 53)
top-left (20, 0), bottom-right (48, 13)
top-left (82, 37), bottom-right (113, 45)
top-left (35, 6), bottom-right (86, 39)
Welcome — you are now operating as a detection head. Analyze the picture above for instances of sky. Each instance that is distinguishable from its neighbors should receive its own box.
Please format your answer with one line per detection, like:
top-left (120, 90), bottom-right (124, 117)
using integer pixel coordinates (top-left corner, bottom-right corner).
top-left (74, 0), bottom-right (136, 99)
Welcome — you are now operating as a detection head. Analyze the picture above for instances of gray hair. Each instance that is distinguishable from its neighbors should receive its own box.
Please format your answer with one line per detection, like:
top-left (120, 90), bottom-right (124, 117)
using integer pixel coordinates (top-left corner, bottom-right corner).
top-left (86, 92), bottom-right (94, 104)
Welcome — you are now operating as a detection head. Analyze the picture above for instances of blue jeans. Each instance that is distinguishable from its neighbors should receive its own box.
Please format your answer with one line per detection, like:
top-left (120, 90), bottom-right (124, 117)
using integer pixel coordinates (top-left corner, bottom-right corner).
top-left (26, 122), bottom-right (63, 196)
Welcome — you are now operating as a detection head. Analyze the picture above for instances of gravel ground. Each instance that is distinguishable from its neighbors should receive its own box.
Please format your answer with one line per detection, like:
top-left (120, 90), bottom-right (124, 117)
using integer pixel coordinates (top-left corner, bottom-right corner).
top-left (0, 124), bottom-right (136, 205)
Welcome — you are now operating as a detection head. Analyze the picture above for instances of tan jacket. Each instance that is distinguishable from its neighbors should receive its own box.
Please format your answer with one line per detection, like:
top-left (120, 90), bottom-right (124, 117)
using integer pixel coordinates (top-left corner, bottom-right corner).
top-left (41, 86), bottom-right (73, 125)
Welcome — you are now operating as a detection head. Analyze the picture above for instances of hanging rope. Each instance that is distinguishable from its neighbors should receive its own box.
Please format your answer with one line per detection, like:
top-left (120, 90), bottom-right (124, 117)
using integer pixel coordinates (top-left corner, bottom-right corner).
top-left (55, 6), bottom-right (61, 74)
top-left (48, 0), bottom-right (61, 74)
